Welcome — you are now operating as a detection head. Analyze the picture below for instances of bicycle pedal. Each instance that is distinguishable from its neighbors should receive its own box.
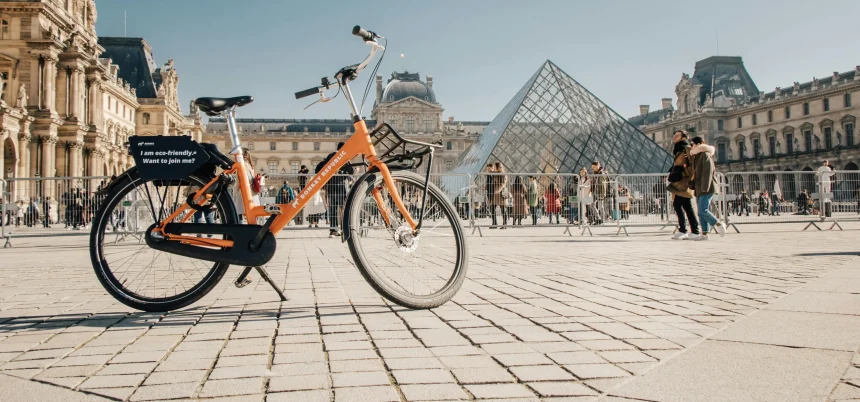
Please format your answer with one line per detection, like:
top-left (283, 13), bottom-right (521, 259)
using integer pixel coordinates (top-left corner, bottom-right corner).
top-left (264, 204), bottom-right (282, 215)
top-left (234, 276), bottom-right (252, 288)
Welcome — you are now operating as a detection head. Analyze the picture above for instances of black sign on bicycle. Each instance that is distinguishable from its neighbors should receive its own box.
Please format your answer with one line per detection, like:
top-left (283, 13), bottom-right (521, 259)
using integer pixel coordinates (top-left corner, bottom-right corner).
top-left (128, 135), bottom-right (210, 180)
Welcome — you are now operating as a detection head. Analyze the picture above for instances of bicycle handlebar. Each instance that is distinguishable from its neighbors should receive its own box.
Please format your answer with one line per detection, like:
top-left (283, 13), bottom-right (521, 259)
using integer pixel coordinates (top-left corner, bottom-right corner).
top-left (352, 25), bottom-right (377, 42)
top-left (294, 87), bottom-right (320, 100)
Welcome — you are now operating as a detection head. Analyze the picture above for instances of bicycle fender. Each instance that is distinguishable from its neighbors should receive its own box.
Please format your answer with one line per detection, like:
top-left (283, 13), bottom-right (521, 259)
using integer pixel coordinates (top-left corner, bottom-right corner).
top-left (341, 169), bottom-right (379, 243)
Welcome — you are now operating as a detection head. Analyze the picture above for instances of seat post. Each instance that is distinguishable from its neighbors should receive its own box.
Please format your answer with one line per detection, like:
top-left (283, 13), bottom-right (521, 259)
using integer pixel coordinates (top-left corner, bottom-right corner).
top-left (223, 107), bottom-right (243, 155)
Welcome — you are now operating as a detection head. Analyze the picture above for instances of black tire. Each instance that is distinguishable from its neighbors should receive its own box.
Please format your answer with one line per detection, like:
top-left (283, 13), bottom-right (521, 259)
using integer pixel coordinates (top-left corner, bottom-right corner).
top-left (89, 170), bottom-right (237, 312)
top-left (345, 170), bottom-right (468, 309)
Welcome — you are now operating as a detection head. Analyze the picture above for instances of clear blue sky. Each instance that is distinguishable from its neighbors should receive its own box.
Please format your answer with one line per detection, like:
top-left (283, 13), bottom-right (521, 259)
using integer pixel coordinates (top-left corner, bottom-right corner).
top-left (94, 0), bottom-right (860, 121)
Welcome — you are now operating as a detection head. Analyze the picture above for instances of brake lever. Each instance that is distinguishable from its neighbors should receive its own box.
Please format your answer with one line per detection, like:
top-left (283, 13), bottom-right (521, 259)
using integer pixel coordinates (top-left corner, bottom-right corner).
top-left (303, 89), bottom-right (333, 111)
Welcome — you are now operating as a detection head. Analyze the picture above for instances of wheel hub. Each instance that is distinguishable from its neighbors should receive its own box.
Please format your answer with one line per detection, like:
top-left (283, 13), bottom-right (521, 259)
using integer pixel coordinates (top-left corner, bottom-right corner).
top-left (393, 225), bottom-right (419, 253)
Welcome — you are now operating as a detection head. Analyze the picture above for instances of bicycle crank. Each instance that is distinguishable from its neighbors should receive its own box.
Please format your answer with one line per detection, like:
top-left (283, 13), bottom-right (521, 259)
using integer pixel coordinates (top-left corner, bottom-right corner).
top-left (144, 223), bottom-right (277, 266)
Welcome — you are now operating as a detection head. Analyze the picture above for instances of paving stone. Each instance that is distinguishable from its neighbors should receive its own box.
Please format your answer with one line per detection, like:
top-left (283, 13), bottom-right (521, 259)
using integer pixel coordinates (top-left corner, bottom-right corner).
top-left (511, 365), bottom-right (577, 381)
top-left (130, 382), bottom-right (198, 401)
top-left (79, 374), bottom-right (146, 389)
top-left (565, 363), bottom-right (632, 379)
top-left (329, 358), bottom-right (385, 372)
top-left (334, 385), bottom-right (399, 402)
top-left (465, 383), bottom-right (536, 398)
top-left (267, 389), bottom-right (331, 402)
top-left (331, 371), bottom-right (390, 387)
top-left (198, 377), bottom-right (264, 398)
top-left (451, 366), bottom-right (516, 383)
top-left (268, 374), bottom-right (330, 392)
top-left (400, 383), bottom-right (470, 400)
top-left (392, 369), bottom-right (456, 384)
top-left (495, 353), bottom-right (554, 366)
top-left (143, 369), bottom-right (207, 385)
top-left (528, 381), bottom-right (599, 397)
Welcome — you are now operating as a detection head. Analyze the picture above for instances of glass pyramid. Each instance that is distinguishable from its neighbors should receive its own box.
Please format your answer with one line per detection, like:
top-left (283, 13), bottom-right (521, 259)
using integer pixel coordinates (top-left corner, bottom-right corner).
top-left (449, 60), bottom-right (671, 176)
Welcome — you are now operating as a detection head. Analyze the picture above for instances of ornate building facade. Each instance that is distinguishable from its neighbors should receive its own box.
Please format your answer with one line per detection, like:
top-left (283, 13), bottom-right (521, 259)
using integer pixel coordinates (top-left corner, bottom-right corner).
top-left (204, 72), bottom-right (488, 176)
top-left (0, 0), bottom-right (202, 202)
top-left (629, 56), bottom-right (860, 175)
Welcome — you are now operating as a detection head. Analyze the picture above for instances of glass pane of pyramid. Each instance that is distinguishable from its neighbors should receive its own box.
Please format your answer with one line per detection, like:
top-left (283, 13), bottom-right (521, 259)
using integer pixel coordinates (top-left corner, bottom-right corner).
top-left (448, 60), bottom-right (672, 178)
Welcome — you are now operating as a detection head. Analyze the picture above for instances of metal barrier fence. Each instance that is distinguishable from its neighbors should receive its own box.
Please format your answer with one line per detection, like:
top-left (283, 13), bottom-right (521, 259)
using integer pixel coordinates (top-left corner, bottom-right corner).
top-left (0, 169), bottom-right (854, 244)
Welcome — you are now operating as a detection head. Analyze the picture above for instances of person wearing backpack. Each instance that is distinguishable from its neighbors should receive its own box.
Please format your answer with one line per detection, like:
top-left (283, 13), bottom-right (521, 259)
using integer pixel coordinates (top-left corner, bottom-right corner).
top-left (666, 130), bottom-right (700, 240)
top-left (317, 142), bottom-right (354, 237)
top-left (277, 181), bottom-right (295, 204)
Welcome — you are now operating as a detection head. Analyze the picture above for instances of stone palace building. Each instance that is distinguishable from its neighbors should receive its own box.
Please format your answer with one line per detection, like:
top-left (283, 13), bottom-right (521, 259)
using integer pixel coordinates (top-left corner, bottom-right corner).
top-left (629, 56), bottom-right (860, 175)
top-left (204, 71), bottom-right (488, 176)
top-left (0, 0), bottom-right (202, 201)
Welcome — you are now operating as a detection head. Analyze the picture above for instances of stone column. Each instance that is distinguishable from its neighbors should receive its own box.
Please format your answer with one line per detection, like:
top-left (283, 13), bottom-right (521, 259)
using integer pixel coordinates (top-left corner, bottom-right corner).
top-left (16, 135), bottom-right (30, 200)
top-left (87, 78), bottom-right (102, 128)
top-left (55, 67), bottom-right (68, 116)
top-left (41, 138), bottom-right (57, 198)
top-left (69, 67), bottom-right (82, 119)
top-left (40, 57), bottom-right (57, 110)
top-left (69, 142), bottom-right (83, 177)
top-left (0, 130), bottom-right (5, 181)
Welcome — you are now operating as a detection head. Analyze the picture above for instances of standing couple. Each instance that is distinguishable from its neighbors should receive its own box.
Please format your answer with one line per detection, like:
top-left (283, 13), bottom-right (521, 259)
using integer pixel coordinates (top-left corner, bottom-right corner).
top-left (667, 130), bottom-right (726, 240)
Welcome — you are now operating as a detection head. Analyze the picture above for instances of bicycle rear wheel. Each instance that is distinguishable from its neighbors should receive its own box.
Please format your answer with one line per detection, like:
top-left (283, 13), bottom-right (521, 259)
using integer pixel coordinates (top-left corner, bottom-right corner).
top-left (345, 170), bottom-right (468, 309)
top-left (89, 170), bottom-right (237, 312)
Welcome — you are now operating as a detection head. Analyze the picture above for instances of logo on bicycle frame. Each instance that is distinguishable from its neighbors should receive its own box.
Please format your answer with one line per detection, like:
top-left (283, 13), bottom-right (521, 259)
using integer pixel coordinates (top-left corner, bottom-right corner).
top-left (292, 150), bottom-right (347, 208)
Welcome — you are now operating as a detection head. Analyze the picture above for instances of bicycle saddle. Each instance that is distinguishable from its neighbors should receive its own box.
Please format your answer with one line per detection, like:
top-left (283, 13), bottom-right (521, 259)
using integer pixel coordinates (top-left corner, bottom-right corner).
top-left (193, 96), bottom-right (253, 116)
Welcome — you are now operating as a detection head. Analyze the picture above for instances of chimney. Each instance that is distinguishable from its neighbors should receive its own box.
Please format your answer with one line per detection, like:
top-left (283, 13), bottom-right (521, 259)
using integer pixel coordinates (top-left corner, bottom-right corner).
top-left (426, 75), bottom-right (433, 88)
top-left (375, 75), bottom-right (383, 105)
top-left (661, 98), bottom-right (672, 110)
top-left (639, 105), bottom-right (650, 116)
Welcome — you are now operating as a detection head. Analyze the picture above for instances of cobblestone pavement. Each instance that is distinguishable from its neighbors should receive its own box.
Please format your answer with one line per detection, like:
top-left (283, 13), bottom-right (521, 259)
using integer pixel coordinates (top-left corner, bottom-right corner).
top-left (0, 224), bottom-right (858, 401)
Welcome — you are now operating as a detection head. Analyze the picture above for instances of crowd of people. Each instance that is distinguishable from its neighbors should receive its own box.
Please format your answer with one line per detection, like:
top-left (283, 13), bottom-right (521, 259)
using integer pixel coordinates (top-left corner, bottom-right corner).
top-left (1, 186), bottom-right (103, 230)
top-left (478, 161), bottom-right (619, 229)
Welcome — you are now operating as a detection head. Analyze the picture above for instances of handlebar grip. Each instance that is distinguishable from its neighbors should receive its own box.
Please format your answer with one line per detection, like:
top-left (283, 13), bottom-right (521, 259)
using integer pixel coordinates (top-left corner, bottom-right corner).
top-left (352, 25), bottom-right (375, 42)
top-left (294, 87), bottom-right (319, 100)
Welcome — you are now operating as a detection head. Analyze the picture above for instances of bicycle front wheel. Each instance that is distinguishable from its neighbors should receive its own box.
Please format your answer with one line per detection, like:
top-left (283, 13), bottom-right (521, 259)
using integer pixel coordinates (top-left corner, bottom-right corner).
top-left (345, 170), bottom-right (468, 309)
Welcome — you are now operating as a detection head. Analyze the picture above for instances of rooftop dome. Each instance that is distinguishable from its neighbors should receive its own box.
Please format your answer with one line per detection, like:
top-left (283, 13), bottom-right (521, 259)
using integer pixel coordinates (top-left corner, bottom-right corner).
top-left (381, 71), bottom-right (436, 104)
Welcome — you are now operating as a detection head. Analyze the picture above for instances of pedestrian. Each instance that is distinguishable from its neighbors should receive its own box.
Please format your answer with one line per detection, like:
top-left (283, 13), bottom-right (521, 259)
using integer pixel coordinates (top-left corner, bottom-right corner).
top-left (296, 165), bottom-right (309, 224)
top-left (15, 200), bottom-right (24, 227)
top-left (771, 190), bottom-right (782, 216)
top-left (27, 197), bottom-right (39, 227)
top-left (590, 161), bottom-right (609, 222)
top-left (667, 130), bottom-right (700, 240)
top-left (484, 164), bottom-right (497, 228)
top-left (42, 196), bottom-right (52, 228)
top-left (689, 136), bottom-right (725, 239)
top-left (544, 182), bottom-right (561, 224)
top-left (318, 142), bottom-right (353, 237)
top-left (617, 185), bottom-right (631, 220)
top-left (494, 163), bottom-right (510, 229)
top-left (797, 189), bottom-right (812, 214)
top-left (757, 189), bottom-right (770, 216)
top-left (739, 189), bottom-right (751, 216)
top-left (510, 176), bottom-right (527, 226)
top-left (526, 176), bottom-right (540, 225)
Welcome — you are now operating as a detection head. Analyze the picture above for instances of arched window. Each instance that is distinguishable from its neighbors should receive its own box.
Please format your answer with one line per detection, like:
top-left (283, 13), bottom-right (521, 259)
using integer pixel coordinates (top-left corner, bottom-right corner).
top-left (142, 113), bottom-right (150, 125)
top-left (406, 116), bottom-right (414, 133)
top-left (423, 116), bottom-right (433, 132)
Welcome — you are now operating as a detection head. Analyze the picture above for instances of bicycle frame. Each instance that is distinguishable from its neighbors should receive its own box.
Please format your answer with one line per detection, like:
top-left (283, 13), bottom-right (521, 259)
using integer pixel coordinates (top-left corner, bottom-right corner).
top-left (153, 112), bottom-right (417, 248)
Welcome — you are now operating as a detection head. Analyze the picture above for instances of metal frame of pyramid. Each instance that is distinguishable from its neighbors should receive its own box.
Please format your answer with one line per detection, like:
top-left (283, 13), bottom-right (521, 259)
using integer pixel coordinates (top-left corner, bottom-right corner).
top-left (450, 60), bottom-right (672, 176)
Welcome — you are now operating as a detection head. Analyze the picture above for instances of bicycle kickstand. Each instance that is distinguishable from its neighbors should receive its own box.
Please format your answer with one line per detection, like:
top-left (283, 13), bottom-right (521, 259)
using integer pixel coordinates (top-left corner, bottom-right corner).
top-left (234, 266), bottom-right (289, 302)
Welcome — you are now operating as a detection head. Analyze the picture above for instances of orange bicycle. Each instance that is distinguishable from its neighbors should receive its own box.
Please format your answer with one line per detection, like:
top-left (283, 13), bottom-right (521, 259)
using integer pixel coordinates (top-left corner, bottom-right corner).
top-left (89, 26), bottom-right (468, 312)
